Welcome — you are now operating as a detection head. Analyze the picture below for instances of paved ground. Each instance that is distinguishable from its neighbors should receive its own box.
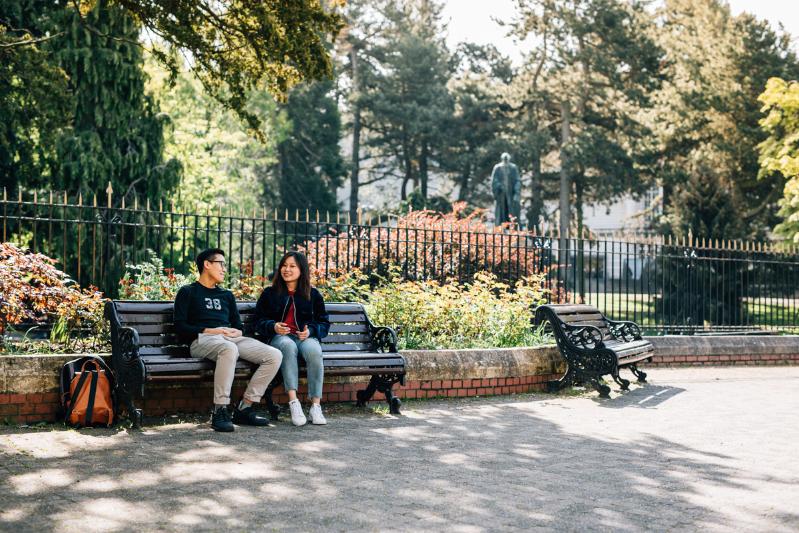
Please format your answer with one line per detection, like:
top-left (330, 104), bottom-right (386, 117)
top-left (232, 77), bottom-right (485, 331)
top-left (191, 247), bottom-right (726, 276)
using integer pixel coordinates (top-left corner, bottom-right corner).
top-left (1, 366), bottom-right (798, 533)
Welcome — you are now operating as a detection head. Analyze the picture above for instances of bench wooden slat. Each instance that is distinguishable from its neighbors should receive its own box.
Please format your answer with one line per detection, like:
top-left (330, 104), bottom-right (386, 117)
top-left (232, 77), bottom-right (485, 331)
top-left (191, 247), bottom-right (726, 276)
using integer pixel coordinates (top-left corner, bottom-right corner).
top-left (140, 346), bottom-right (191, 356)
top-left (327, 313), bottom-right (367, 323)
top-left (137, 335), bottom-right (181, 346)
top-left (319, 343), bottom-right (373, 352)
top-left (325, 303), bottom-right (366, 313)
top-left (321, 334), bottom-right (372, 343)
top-left (329, 324), bottom-right (369, 334)
top-left (558, 313), bottom-right (606, 324)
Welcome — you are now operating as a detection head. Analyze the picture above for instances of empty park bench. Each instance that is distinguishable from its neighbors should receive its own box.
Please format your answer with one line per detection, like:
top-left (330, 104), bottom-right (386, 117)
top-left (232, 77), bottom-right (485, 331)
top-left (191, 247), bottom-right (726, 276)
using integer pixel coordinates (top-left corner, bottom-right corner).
top-left (105, 300), bottom-right (405, 427)
top-left (534, 304), bottom-right (653, 397)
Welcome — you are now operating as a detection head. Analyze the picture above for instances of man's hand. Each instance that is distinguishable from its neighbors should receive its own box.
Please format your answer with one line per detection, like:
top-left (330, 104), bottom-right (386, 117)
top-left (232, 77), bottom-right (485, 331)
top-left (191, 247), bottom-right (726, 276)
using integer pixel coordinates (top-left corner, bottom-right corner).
top-left (202, 327), bottom-right (228, 335)
top-left (297, 325), bottom-right (310, 341)
top-left (274, 322), bottom-right (291, 336)
top-left (223, 328), bottom-right (242, 338)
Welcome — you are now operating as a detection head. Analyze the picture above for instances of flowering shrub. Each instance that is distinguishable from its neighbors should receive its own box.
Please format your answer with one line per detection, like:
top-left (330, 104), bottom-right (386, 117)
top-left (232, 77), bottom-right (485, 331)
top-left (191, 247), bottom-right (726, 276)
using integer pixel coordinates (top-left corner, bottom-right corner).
top-left (0, 242), bottom-right (108, 353)
top-left (301, 202), bottom-right (543, 282)
top-left (365, 269), bottom-right (550, 350)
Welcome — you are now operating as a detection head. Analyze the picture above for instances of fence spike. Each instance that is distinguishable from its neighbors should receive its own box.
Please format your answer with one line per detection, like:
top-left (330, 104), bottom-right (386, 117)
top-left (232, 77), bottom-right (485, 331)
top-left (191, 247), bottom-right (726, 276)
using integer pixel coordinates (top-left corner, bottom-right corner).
top-left (3, 187), bottom-right (6, 201)
top-left (121, 195), bottom-right (126, 210)
top-left (337, 211), bottom-right (340, 224)
top-left (63, 190), bottom-right (67, 205)
top-left (33, 190), bottom-right (38, 205)
top-left (78, 192), bottom-right (82, 206)
top-left (50, 191), bottom-right (54, 205)
top-left (315, 210), bottom-right (319, 223)
top-left (326, 211), bottom-right (330, 223)
top-left (106, 181), bottom-right (113, 208)
top-left (294, 209), bottom-right (299, 222)
top-left (18, 188), bottom-right (23, 202)
top-left (134, 195), bottom-right (138, 210)
top-left (146, 197), bottom-right (150, 211)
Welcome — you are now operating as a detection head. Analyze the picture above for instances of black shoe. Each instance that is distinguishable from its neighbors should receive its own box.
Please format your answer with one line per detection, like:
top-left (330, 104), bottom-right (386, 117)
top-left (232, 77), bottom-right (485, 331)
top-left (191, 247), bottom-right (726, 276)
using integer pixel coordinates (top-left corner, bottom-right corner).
top-left (232, 405), bottom-right (270, 427)
top-left (211, 406), bottom-right (235, 432)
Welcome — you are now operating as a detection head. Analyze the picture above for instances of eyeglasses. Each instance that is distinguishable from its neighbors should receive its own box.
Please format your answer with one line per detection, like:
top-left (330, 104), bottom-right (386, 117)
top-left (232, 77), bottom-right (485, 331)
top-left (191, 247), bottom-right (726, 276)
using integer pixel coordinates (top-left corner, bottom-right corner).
top-left (208, 260), bottom-right (227, 268)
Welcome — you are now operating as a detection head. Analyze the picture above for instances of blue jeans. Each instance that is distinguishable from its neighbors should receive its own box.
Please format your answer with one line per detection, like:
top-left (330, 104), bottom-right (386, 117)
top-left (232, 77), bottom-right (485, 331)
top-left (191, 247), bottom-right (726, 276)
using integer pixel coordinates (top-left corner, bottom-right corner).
top-left (269, 335), bottom-right (324, 399)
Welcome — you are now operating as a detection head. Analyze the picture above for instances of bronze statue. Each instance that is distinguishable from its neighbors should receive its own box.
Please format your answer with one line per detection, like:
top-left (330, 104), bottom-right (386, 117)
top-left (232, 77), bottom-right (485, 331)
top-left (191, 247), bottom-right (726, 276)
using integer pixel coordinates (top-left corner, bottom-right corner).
top-left (491, 152), bottom-right (521, 226)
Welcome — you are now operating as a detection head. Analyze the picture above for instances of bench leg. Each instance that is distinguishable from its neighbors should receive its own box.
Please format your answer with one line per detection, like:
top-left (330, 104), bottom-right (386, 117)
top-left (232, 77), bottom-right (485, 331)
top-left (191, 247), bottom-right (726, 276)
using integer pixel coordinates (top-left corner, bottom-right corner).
top-left (264, 377), bottom-right (282, 421)
top-left (116, 386), bottom-right (142, 429)
top-left (356, 377), bottom-right (379, 407)
top-left (612, 370), bottom-right (630, 391)
top-left (356, 375), bottom-right (402, 415)
top-left (546, 366), bottom-right (577, 393)
top-left (588, 378), bottom-right (612, 398)
top-left (628, 365), bottom-right (647, 383)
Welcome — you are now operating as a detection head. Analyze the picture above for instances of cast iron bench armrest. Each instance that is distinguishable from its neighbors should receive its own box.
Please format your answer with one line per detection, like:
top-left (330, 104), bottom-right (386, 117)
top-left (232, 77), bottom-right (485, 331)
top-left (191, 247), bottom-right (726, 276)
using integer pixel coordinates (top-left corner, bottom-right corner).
top-left (561, 322), bottom-right (606, 350)
top-left (606, 319), bottom-right (642, 342)
top-left (370, 326), bottom-right (398, 353)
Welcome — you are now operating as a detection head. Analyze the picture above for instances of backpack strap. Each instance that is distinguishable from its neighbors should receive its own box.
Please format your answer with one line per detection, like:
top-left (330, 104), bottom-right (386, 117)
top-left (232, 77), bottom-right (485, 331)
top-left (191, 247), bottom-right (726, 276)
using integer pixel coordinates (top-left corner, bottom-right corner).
top-left (84, 370), bottom-right (99, 427)
top-left (64, 370), bottom-right (92, 423)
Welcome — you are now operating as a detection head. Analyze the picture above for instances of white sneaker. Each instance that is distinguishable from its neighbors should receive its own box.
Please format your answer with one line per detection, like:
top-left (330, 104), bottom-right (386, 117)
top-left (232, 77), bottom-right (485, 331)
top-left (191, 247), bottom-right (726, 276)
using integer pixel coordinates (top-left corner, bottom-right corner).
top-left (288, 399), bottom-right (307, 426)
top-left (309, 404), bottom-right (327, 425)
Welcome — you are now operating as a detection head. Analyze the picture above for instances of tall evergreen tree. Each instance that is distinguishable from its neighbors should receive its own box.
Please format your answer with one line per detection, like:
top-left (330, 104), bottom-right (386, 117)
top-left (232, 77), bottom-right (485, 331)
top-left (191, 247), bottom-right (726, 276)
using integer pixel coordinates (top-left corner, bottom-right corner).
top-left (359, 0), bottom-right (454, 201)
top-left (648, 0), bottom-right (799, 239)
top-left (0, 1), bottom-right (70, 191)
top-left (442, 43), bottom-right (516, 206)
top-left (509, 0), bottom-right (663, 237)
top-left (273, 80), bottom-right (346, 216)
top-left (53, 1), bottom-right (181, 200)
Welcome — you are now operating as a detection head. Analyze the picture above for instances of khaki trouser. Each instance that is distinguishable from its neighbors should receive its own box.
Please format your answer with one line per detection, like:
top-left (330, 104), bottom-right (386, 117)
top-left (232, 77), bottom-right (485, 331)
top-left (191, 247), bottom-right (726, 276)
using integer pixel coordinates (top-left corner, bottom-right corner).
top-left (190, 334), bottom-right (283, 405)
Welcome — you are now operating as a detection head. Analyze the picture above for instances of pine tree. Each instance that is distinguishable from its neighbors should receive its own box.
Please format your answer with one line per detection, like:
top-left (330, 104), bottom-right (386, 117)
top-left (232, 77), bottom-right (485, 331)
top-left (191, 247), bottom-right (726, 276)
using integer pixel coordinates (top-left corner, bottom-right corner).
top-left (273, 80), bottom-right (346, 216)
top-left (358, 0), bottom-right (454, 201)
top-left (53, 1), bottom-right (181, 201)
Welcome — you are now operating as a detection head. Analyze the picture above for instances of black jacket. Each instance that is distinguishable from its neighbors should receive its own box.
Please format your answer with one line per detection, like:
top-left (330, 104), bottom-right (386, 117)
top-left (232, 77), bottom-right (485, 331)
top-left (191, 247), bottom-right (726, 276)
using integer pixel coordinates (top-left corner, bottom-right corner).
top-left (254, 286), bottom-right (330, 343)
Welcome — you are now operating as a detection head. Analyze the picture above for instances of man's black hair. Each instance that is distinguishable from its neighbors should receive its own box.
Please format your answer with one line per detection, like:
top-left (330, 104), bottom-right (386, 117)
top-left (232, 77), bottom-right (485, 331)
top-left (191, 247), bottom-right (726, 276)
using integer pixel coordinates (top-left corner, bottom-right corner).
top-left (196, 248), bottom-right (225, 274)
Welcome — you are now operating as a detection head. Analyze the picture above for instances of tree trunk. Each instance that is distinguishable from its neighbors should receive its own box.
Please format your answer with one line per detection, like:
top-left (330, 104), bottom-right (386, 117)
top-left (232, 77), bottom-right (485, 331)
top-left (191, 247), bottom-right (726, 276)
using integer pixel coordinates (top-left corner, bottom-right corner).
top-left (401, 130), bottom-right (412, 201)
top-left (458, 163), bottom-right (471, 202)
top-left (420, 140), bottom-right (429, 199)
top-left (559, 101), bottom-right (571, 239)
top-left (528, 149), bottom-right (543, 233)
top-left (348, 46), bottom-right (361, 225)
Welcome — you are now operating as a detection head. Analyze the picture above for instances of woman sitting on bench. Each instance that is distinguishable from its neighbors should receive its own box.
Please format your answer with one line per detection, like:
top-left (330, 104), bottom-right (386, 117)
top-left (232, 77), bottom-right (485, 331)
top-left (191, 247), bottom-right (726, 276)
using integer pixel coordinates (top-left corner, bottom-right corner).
top-left (255, 251), bottom-right (331, 426)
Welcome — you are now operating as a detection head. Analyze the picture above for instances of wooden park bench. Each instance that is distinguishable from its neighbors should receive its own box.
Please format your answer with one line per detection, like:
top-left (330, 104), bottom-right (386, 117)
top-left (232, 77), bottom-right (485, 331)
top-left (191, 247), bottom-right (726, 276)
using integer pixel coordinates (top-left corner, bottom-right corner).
top-left (534, 304), bottom-right (654, 397)
top-left (105, 300), bottom-right (405, 427)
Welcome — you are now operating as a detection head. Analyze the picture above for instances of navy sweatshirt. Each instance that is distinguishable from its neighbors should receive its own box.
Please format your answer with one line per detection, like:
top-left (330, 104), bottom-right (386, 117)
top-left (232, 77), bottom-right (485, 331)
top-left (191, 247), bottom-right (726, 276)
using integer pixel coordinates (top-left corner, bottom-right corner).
top-left (173, 282), bottom-right (242, 343)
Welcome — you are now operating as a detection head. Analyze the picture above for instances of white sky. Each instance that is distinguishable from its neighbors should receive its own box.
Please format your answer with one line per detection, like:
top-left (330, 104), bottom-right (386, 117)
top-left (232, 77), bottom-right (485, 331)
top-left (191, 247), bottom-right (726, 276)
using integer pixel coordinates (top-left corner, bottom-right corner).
top-left (442, 0), bottom-right (799, 64)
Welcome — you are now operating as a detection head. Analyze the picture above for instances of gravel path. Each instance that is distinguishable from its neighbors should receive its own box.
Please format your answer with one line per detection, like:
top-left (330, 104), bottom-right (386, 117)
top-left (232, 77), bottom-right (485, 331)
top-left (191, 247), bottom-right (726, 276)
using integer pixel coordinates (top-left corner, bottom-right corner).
top-left (1, 366), bottom-right (798, 532)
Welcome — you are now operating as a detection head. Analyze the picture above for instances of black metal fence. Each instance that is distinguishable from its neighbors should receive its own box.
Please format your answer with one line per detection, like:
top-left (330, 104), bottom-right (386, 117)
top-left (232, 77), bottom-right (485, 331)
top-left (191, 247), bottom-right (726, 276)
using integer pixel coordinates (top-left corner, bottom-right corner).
top-left (2, 190), bottom-right (798, 334)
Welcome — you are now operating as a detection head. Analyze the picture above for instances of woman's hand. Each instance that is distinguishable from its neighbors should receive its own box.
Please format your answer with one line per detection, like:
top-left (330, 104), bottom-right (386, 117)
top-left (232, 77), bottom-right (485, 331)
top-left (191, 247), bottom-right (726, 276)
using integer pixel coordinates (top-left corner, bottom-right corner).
top-left (274, 322), bottom-right (291, 335)
top-left (297, 325), bottom-right (310, 340)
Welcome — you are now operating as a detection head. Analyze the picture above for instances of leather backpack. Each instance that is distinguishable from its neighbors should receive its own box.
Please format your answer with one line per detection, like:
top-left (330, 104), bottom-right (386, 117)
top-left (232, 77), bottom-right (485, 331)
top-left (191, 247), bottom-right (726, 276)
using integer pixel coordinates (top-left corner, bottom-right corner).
top-left (59, 356), bottom-right (116, 427)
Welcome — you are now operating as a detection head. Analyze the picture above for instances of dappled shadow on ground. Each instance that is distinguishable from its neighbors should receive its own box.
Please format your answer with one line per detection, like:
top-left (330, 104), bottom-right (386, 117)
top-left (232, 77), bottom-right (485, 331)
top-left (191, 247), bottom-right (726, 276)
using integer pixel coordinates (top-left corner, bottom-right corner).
top-left (0, 389), bottom-right (796, 532)
top-left (594, 384), bottom-right (686, 409)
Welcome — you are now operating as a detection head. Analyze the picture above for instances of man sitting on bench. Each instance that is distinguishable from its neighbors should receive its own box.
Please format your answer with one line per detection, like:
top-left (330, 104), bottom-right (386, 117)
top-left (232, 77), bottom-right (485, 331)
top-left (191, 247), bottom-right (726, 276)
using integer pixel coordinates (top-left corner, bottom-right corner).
top-left (174, 248), bottom-right (283, 432)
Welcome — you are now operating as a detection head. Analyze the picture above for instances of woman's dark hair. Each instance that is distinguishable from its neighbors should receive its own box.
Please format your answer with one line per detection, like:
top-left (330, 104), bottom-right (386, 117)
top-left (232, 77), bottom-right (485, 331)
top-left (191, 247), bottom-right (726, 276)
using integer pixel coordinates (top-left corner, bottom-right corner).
top-left (272, 251), bottom-right (311, 299)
